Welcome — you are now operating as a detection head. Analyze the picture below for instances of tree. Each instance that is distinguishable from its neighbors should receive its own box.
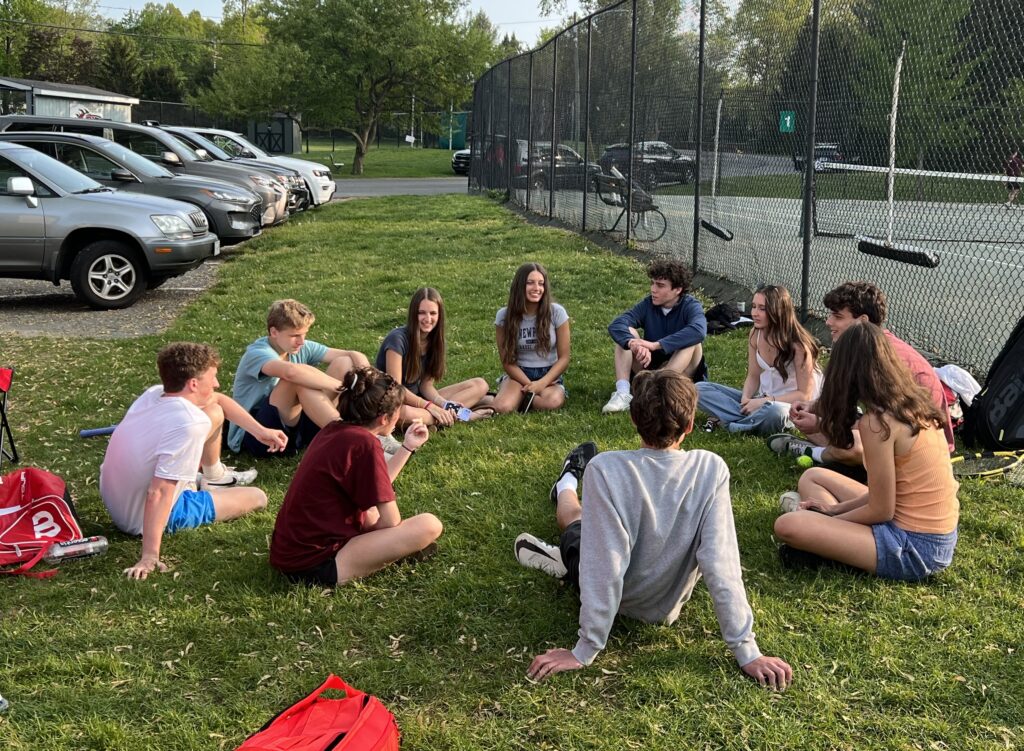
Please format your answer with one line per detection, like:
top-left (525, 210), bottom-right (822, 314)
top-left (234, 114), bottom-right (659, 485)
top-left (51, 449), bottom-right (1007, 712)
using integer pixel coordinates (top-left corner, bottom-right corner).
top-left (141, 63), bottom-right (183, 101)
top-left (98, 34), bottom-right (142, 96)
top-left (262, 0), bottom-right (495, 173)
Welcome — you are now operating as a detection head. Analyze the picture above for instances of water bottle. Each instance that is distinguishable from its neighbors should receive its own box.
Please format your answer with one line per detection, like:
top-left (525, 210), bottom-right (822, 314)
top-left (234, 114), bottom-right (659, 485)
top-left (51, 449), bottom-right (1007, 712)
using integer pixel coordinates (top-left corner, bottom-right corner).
top-left (42, 536), bottom-right (108, 565)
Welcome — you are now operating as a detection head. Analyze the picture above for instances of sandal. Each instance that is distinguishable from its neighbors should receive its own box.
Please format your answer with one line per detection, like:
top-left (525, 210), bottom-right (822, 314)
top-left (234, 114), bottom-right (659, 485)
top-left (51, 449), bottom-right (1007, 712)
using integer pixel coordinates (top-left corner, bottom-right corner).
top-left (703, 417), bottom-right (720, 433)
top-left (469, 406), bottom-right (495, 421)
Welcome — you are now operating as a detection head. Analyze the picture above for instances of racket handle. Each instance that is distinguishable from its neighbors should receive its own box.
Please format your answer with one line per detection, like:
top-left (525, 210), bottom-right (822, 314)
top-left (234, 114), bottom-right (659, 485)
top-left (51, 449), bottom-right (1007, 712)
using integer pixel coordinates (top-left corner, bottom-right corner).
top-left (79, 426), bottom-right (117, 438)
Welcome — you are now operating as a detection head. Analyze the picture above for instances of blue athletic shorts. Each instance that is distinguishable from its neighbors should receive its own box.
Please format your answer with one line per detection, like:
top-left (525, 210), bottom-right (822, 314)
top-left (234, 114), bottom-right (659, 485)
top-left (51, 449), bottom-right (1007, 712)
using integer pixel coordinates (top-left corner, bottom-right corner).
top-left (166, 489), bottom-right (216, 533)
top-left (872, 521), bottom-right (957, 581)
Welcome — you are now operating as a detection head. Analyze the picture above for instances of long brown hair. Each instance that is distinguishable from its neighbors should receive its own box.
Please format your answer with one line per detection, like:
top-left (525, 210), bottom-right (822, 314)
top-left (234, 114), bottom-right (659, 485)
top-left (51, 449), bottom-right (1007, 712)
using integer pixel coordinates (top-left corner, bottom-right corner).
top-left (816, 322), bottom-right (944, 448)
top-left (755, 285), bottom-right (819, 381)
top-left (499, 263), bottom-right (554, 365)
top-left (403, 287), bottom-right (446, 384)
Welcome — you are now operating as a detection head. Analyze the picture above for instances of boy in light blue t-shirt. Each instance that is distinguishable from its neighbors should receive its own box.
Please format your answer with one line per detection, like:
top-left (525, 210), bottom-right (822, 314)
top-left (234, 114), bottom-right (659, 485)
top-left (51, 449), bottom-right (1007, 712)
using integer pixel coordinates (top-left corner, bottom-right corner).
top-left (229, 299), bottom-right (370, 457)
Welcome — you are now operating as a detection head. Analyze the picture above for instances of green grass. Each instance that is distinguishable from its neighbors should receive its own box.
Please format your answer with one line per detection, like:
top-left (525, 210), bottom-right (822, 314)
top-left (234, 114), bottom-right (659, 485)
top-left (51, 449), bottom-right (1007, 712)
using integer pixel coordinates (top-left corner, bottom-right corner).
top-left (1, 194), bottom-right (1022, 750)
top-left (289, 140), bottom-right (456, 178)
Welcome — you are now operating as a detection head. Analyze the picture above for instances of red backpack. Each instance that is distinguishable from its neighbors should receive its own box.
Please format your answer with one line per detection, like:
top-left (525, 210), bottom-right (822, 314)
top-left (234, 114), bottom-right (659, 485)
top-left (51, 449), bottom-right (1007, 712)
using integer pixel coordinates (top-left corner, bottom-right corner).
top-left (237, 675), bottom-right (400, 751)
top-left (0, 468), bottom-right (83, 577)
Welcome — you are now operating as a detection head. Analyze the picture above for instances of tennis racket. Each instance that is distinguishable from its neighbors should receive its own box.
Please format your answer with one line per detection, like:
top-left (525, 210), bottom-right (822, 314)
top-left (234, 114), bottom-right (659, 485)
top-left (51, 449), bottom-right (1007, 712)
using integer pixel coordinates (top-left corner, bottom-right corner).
top-left (950, 450), bottom-right (1024, 479)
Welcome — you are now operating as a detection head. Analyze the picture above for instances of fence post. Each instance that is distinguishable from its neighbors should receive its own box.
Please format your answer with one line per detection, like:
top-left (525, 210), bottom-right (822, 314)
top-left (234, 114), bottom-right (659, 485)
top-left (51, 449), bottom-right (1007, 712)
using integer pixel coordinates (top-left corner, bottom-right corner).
top-left (799, 0), bottom-right (822, 322)
top-left (626, 0), bottom-right (639, 241)
top-left (692, 0), bottom-right (707, 271)
top-left (549, 34), bottom-right (558, 219)
top-left (526, 54), bottom-right (535, 209)
top-left (506, 63), bottom-right (513, 196)
top-left (582, 17), bottom-right (593, 232)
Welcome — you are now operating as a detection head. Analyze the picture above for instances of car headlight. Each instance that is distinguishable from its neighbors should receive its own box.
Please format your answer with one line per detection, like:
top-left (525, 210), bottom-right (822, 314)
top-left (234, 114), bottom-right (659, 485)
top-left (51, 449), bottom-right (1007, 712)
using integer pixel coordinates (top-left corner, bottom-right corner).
top-left (151, 214), bottom-right (193, 240)
top-left (313, 168), bottom-right (330, 178)
top-left (200, 188), bottom-right (252, 203)
top-left (249, 174), bottom-right (275, 188)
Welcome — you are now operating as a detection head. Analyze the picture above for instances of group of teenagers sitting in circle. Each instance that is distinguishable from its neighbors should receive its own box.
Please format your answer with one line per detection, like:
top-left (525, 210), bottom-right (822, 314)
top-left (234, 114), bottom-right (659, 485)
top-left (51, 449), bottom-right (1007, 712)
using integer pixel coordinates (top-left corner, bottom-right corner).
top-left (96, 259), bottom-right (959, 692)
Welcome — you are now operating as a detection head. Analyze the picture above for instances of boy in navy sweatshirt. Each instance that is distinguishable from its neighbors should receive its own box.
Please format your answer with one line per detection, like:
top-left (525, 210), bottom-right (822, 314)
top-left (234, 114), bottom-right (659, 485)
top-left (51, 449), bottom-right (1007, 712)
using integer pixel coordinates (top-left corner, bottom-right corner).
top-left (603, 259), bottom-right (707, 413)
top-left (515, 369), bottom-right (792, 690)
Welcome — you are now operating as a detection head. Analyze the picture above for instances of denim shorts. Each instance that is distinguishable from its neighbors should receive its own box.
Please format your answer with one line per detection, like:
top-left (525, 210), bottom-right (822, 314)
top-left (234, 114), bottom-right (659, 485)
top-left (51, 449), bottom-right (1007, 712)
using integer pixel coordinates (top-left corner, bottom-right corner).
top-left (500, 365), bottom-right (566, 395)
top-left (166, 489), bottom-right (216, 533)
top-left (872, 521), bottom-right (957, 581)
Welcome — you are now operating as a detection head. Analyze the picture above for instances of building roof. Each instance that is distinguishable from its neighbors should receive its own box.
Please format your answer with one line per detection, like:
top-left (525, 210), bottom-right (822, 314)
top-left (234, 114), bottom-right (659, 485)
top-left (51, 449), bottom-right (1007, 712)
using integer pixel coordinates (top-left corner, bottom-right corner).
top-left (0, 78), bottom-right (139, 105)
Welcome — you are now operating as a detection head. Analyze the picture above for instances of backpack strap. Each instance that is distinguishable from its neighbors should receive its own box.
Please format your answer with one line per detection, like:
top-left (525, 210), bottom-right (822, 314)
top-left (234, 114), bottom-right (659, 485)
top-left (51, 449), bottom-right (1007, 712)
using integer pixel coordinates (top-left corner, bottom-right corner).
top-left (0, 545), bottom-right (58, 578)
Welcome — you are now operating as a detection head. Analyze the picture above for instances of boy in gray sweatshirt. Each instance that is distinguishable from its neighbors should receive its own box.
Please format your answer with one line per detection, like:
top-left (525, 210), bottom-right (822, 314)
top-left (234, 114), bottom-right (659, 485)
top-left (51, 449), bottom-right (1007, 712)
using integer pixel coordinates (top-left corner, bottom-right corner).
top-left (515, 369), bottom-right (792, 689)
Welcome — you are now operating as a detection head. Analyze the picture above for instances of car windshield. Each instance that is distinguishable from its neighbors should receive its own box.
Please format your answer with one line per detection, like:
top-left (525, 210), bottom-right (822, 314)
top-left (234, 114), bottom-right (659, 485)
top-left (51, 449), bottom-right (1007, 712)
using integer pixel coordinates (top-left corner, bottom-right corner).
top-left (164, 134), bottom-right (202, 161)
top-left (176, 131), bottom-right (232, 161)
top-left (5, 145), bottom-right (103, 193)
top-left (97, 141), bottom-right (174, 178)
top-left (222, 133), bottom-right (268, 159)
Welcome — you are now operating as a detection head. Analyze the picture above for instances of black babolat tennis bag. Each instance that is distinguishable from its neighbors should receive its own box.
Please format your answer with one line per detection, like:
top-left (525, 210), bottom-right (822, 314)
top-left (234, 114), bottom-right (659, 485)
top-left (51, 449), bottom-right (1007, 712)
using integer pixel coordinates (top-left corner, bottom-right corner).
top-left (962, 316), bottom-right (1024, 450)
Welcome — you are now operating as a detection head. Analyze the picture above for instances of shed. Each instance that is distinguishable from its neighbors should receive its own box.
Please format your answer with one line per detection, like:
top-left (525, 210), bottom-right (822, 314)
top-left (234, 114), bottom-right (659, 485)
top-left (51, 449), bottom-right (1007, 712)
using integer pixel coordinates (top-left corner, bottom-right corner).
top-left (0, 78), bottom-right (138, 122)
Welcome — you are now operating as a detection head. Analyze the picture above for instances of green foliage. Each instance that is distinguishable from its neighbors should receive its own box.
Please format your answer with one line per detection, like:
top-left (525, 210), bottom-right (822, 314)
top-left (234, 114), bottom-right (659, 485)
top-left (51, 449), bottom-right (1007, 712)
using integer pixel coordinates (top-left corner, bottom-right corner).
top-left (1, 194), bottom-right (1023, 750)
top-left (97, 35), bottom-right (142, 96)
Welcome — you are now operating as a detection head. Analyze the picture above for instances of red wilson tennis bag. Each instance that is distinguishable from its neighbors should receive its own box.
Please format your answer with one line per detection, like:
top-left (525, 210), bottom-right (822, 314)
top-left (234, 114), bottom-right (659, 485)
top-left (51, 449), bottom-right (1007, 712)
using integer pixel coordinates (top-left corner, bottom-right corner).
top-left (236, 675), bottom-right (400, 751)
top-left (0, 467), bottom-right (83, 577)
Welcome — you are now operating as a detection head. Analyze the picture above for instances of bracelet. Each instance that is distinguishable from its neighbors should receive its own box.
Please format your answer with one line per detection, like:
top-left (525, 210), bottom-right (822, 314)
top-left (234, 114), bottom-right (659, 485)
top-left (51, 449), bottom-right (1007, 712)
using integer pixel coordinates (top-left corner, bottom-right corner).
top-left (401, 444), bottom-right (416, 455)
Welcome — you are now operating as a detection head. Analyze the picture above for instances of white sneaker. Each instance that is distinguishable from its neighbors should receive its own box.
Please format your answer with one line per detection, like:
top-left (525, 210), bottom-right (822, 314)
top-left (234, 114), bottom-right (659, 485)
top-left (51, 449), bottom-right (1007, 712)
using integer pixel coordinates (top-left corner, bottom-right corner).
top-left (378, 432), bottom-right (402, 455)
top-left (514, 533), bottom-right (567, 578)
top-left (602, 391), bottom-right (633, 414)
top-left (202, 466), bottom-right (258, 488)
top-left (779, 491), bottom-right (802, 514)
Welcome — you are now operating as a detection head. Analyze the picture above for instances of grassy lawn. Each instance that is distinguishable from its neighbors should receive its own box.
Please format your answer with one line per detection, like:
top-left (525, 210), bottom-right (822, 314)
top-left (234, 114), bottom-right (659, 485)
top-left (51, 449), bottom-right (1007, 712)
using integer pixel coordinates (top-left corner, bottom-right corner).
top-left (289, 140), bottom-right (457, 179)
top-left (1, 194), bottom-right (1022, 749)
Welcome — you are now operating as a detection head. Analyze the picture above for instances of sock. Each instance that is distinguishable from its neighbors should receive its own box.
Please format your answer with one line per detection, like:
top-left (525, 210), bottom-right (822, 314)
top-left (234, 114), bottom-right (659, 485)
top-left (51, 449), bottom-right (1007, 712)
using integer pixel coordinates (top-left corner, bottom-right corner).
top-left (615, 379), bottom-right (630, 395)
top-left (810, 447), bottom-right (825, 463)
top-left (556, 474), bottom-right (578, 496)
top-left (202, 461), bottom-right (226, 480)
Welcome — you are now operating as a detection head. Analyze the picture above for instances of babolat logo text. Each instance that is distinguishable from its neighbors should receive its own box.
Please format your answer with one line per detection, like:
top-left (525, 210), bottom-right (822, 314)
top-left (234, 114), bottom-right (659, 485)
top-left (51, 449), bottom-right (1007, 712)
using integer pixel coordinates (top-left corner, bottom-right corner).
top-left (989, 373), bottom-right (1024, 435)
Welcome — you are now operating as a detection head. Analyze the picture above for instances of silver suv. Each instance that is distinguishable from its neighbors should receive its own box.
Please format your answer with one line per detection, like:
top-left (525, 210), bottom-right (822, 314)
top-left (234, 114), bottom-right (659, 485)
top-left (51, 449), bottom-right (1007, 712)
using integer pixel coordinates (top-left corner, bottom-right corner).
top-left (0, 141), bottom-right (218, 309)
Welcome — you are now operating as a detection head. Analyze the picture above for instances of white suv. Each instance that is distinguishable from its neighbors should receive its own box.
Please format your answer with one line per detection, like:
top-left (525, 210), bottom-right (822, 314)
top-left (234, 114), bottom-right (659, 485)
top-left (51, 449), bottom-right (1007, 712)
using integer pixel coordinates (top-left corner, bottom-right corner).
top-left (187, 127), bottom-right (337, 206)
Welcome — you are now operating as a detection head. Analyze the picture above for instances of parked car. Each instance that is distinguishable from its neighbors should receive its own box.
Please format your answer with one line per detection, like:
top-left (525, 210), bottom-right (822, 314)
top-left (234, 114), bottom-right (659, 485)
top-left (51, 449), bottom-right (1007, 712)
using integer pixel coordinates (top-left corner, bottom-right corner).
top-left (185, 126), bottom-right (337, 206)
top-left (512, 140), bottom-right (600, 190)
top-left (598, 141), bottom-right (694, 190)
top-left (0, 115), bottom-right (288, 226)
top-left (793, 142), bottom-right (859, 173)
top-left (0, 132), bottom-right (262, 243)
top-left (159, 126), bottom-right (310, 213)
top-left (0, 141), bottom-right (217, 309)
top-left (451, 148), bottom-right (471, 175)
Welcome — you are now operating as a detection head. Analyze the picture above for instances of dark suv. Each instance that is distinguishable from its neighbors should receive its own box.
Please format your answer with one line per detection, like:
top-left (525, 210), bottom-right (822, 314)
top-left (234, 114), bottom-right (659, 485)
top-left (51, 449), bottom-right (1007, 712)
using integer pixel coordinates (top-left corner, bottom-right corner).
top-left (0, 132), bottom-right (262, 242)
top-left (512, 140), bottom-right (600, 190)
top-left (598, 141), bottom-right (694, 191)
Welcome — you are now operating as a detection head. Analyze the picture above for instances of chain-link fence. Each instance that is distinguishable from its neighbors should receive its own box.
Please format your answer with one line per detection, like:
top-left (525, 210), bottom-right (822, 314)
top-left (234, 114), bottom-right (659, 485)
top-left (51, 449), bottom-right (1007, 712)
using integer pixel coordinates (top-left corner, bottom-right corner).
top-left (470, 0), bottom-right (1024, 376)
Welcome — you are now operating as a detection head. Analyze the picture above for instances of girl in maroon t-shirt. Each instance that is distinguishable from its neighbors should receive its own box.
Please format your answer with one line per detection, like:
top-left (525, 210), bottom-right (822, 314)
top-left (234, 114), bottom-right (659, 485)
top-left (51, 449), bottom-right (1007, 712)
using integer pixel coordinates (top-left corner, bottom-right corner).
top-left (270, 367), bottom-right (442, 586)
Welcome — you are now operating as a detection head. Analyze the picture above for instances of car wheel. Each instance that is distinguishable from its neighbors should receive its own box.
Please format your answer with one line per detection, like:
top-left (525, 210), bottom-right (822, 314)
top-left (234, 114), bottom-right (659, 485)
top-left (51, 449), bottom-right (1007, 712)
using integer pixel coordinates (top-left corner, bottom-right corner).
top-left (642, 171), bottom-right (659, 192)
top-left (69, 240), bottom-right (146, 310)
top-left (531, 173), bottom-right (546, 191)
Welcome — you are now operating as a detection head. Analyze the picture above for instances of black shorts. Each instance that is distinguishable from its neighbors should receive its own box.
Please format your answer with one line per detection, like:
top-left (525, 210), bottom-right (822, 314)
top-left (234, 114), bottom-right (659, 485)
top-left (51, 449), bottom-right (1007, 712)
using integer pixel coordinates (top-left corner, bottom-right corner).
top-left (282, 555), bottom-right (339, 586)
top-left (821, 460), bottom-right (868, 484)
top-left (559, 520), bottom-right (583, 591)
top-left (241, 397), bottom-right (321, 457)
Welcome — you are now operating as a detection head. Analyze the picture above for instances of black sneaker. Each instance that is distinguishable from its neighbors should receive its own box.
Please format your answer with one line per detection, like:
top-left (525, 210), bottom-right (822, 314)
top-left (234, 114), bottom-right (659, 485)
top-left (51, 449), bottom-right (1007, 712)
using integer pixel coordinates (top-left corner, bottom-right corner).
top-left (549, 441), bottom-right (598, 505)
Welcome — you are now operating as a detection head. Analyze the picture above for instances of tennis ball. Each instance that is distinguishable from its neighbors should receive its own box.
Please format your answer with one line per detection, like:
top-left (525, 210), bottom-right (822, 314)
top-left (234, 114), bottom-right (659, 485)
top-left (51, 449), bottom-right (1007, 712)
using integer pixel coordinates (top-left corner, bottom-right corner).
top-left (796, 455), bottom-right (814, 469)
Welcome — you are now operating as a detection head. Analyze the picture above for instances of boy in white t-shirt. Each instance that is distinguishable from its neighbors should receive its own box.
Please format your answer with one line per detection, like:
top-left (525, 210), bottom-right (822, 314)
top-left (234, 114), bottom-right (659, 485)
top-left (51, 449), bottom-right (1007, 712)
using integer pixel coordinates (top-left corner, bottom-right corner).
top-left (100, 343), bottom-right (288, 580)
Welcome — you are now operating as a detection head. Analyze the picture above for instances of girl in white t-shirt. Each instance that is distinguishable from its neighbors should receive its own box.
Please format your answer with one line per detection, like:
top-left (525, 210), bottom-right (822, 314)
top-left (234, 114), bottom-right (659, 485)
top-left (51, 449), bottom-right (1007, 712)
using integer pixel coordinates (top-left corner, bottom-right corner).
top-left (492, 262), bottom-right (571, 413)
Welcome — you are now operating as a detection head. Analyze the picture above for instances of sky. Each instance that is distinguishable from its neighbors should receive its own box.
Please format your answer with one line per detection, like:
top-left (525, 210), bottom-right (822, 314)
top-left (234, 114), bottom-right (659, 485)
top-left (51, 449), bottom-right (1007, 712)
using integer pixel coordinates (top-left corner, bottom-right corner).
top-left (94, 0), bottom-right (586, 47)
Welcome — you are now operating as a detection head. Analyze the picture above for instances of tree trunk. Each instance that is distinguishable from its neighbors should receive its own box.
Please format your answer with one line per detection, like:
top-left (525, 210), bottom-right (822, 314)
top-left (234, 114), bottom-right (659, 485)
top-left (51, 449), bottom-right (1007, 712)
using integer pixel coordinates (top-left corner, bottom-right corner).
top-left (351, 133), bottom-right (368, 175)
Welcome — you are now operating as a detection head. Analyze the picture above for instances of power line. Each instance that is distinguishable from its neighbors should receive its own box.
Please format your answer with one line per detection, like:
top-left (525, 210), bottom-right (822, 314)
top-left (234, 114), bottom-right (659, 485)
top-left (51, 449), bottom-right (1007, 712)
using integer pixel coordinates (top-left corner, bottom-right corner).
top-left (0, 17), bottom-right (262, 46)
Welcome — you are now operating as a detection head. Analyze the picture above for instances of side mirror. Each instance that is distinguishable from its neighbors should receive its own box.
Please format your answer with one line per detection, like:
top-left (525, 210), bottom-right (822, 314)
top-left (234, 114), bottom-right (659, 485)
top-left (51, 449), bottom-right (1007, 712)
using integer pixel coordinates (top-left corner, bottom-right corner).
top-left (194, 148), bottom-right (210, 160)
top-left (110, 167), bottom-right (136, 181)
top-left (7, 176), bottom-right (34, 195)
top-left (161, 151), bottom-right (181, 165)
top-left (241, 149), bottom-right (256, 158)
